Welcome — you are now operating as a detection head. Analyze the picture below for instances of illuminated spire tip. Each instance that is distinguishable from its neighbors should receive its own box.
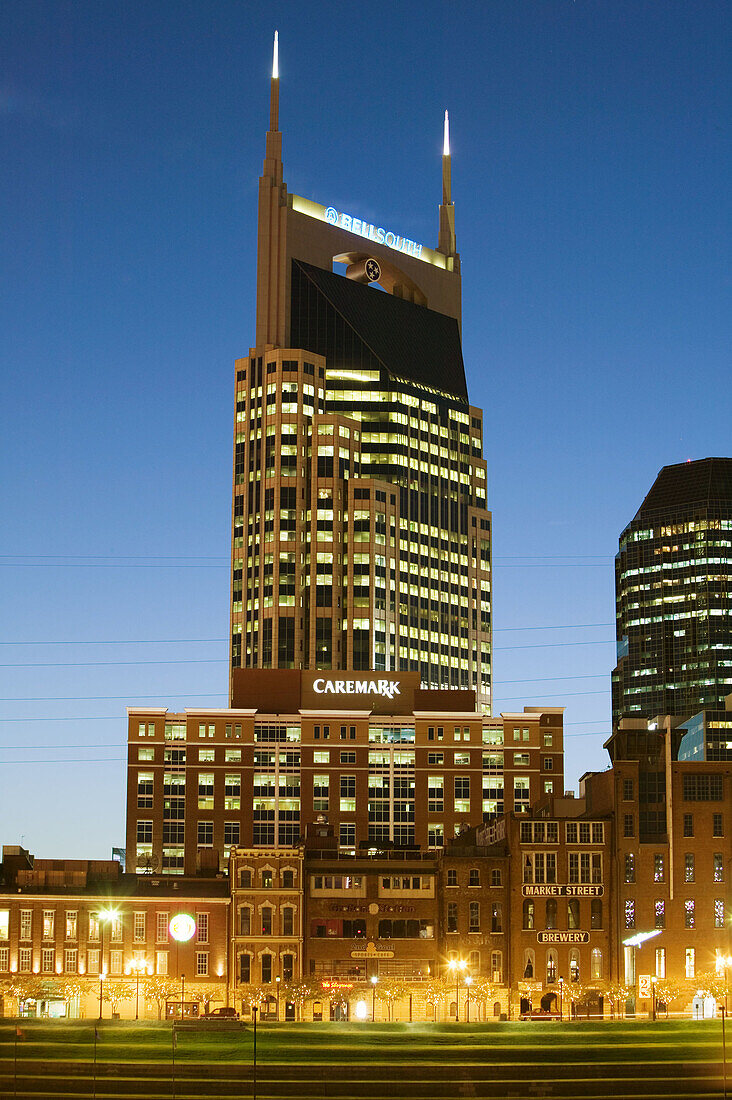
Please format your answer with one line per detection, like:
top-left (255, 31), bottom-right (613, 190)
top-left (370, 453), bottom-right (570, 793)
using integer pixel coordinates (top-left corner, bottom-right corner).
top-left (272, 30), bottom-right (279, 80)
top-left (443, 109), bottom-right (450, 157)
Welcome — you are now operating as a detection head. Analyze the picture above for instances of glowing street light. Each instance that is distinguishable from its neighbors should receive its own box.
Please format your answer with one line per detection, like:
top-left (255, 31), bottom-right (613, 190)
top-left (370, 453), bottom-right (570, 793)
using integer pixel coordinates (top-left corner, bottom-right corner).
top-left (370, 975), bottom-right (378, 1021)
top-left (448, 958), bottom-right (467, 1022)
top-left (465, 975), bottom-right (472, 1023)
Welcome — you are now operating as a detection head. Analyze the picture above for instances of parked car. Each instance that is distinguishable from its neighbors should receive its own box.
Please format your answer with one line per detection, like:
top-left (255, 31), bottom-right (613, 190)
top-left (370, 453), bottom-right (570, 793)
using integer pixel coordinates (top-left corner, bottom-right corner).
top-left (203, 1007), bottom-right (239, 1020)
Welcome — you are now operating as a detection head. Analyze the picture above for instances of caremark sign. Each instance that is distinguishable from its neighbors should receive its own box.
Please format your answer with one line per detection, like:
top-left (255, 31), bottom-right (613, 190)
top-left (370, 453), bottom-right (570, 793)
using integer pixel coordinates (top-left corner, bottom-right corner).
top-left (312, 677), bottom-right (401, 700)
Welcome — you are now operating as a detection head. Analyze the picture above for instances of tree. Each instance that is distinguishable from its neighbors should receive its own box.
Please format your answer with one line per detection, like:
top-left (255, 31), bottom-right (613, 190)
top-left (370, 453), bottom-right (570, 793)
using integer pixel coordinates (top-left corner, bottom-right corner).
top-left (186, 983), bottom-right (226, 1013)
top-left (422, 976), bottom-right (450, 1022)
top-left (598, 981), bottom-right (630, 1019)
top-left (692, 972), bottom-right (727, 1002)
top-left (374, 978), bottom-right (413, 1021)
top-left (102, 980), bottom-right (131, 1016)
top-left (142, 975), bottom-right (180, 1021)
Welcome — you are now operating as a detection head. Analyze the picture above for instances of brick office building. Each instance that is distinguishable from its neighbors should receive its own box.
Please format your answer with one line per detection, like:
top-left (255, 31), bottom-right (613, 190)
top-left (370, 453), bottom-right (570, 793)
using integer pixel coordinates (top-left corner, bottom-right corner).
top-left (0, 847), bottom-right (229, 1020)
top-left (126, 670), bottom-right (564, 877)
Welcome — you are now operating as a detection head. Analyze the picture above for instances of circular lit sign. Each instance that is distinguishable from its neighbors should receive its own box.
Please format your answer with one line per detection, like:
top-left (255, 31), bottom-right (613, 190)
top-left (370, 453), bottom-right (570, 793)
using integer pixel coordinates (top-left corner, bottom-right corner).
top-left (365, 258), bottom-right (381, 283)
top-left (169, 914), bottom-right (196, 942)
top-left (325, 207), bottom-right (338, 225)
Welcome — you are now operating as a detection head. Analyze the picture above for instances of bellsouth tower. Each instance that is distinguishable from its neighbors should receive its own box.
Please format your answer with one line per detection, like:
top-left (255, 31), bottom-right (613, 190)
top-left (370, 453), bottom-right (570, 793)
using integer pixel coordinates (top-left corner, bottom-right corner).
top-left (230, 35), bottom-right (492, 710)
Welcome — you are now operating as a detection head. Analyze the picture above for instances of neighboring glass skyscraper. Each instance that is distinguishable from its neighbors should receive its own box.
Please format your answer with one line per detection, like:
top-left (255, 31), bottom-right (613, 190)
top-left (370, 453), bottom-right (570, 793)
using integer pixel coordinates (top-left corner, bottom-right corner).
top-left (230, 43), bottom-right (492, 708)
top-left (612, 457), bottom-right (732, 724)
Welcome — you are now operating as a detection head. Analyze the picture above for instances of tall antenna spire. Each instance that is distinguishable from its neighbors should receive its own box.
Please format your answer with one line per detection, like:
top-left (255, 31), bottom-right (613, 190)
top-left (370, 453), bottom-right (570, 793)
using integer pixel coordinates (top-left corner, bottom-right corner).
top-left (269, 30), bottom-right (279, 132)
top-left (438, 108), bottom-right (456, 256)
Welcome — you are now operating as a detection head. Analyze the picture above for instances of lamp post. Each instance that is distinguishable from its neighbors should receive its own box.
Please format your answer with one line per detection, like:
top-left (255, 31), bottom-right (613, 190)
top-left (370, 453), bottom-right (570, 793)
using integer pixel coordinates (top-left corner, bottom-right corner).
top-left (180, 973), bottom-right (186, 1021)
top-left (448, 958), bottom-right (466, 1021)
top-left (275, 975), bottom-right (281, 1021)
top-left (98, 972), bottom-right (105, 1021)
top-left (97, 907), bottom-right (119, 1005)
top-left (651, 976), bottom-right (657, 1022)
top-left (722, 955), bottom-right (732, 1015)
top-left (465, 975), bottom-right (472, 1023)
top-left (371, 975), bottom-right (378, 1021)
top-left (130, 958), bottom-right (148, 1021)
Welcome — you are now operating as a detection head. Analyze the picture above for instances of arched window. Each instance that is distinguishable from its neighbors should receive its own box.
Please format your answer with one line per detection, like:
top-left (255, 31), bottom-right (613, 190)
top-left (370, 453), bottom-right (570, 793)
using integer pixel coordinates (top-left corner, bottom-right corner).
top-left (546, 950), bottom-right (557, 984)
top-left (545, 899), bottom-right (557, 929)
top-left (261, 906), bottom-right (273, 935)
top-left (491, 951), bottom-right (502, 983)
top-left (493, 1001), bottom-right (501, 1017)
top-left (569, 949), bottom-right (580, 982)
top-left (238, 907), bottom-right (252, 936)
top-left (282, 906), bottom-right (294, 936)
top-left (591, 948), bottom-right (603, 980)
top-left (523, 949), bottom-right (535, 980)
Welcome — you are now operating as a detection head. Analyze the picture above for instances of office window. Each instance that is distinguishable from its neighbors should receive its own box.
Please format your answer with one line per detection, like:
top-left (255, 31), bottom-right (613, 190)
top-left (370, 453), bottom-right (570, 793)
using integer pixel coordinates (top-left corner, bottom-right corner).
top-left (490, 869), bottom-right (502, 887)
top-left (685, 948), bottom-right (695, 978)
top-left (282, 953), bottom-right (294, 982)
top-left (42, 947), bottom-right (55, 973)
top-left (683, 774), bottom-right (723, 801)
top-left (0, 947), bottom-right (8, 971)
top-left (428, 823), bottom-right (444, 848)
top-left (65, 911), bottom-right (77, 940)
top-left (156, 951), bottom-right (168, 975)
top-left (196, 952), bottom-right (208, 977)
top-left (625, 899), bottom-right (635, 929)
top-left (339, 823), bottom-right (355, 851)
top-left (133, 912), bottom-right (145, 943)
top-left (622, 778), bottom-right (634, 801)
top-left (469, 902), bottom-right (480, 932)
top-left (198, 772), bottom-right (214, 809)
top-left (42, 910), bottom-right (54, 939)
top-left (714, 854), bottom-right (724, 882)
top-left (591, 899), bottom-right (603, 929)
top-left (261, 907), bottom-right (273, 935)
top-left (683, 813), bottom-right (694, 838)
top-left (653, 854), bottom-right (665, 883)
top-left (446, 869), bottom-right (458, 887)
top-left (591, 948), bottom-right (603, 980)
top-left (313, 750), bottom-right (330, 764)
top-left (156, 912), bottom-right (169, 943)
top-left (715, 899), bottom-right (725, 928)
top-left (238, 868), bottom-right (252, 888)
top-left (110, 950), bottom-right (123, 975)
top-left (340, 775), bottom-right (356, 812)
top-left (655, 947), bottom-right (665, 979)
top-left (523, 900), bottom-right (534, 930)
top-left (88, 915), bottom-right (99, 942)
top-left (447, 902), bottom-right (458, 933)
top-left (491, 903), bottom-right (502, 933)
top-left (545, 899), bottom-right (557, 929)
top-left (624, 853), bottom-right (635, 883)
top-left (239, 954), bottom-right (251, 983)
top-left (261, 954), bottom-right (272, 984)
top-left (340, 751), bottom-right (356, 764)
top-left (623, 814), bottom-right (634, 838)
top-left (684, 899), bottom-right (695, 928)
top-left (224, 822), bottom-right (240, 847)
top-left (198, 821), bottom-right (214, 847)
top-left (19, 948), bottom-right (32, 973)
top-left (428, 777), bottom-right (444, 813)
top-left (713, 813), bottom-right (724, 837)
top-left (86, 949), bottom-right (99, 975)
top-left (282, 907), bottom-right (295, 936)
top-left (684, 853), bottom-right (695, 882)
top-left (196, 913), bottom-right (209, 944)
top-left (20, 911), bottom-right (32, 940)
top-left (282, 869), bottom-right (295, 889)
top-left (654, 899), bottom-right (665, 929)
top-left (567, 899), bottom-right (580, 930)
top-left (469, 868), bottom-right (480, 887)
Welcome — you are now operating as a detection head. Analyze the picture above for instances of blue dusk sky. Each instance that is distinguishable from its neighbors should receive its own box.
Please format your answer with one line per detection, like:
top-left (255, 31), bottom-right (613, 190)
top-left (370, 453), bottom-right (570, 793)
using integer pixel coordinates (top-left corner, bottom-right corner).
top-left (1, 1), bottom-right (729, 858)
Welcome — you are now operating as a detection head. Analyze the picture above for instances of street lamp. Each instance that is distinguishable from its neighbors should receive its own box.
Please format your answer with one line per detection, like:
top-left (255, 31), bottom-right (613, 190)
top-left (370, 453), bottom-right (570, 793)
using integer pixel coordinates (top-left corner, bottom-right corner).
top-left (721, 955), bottom-right (732, 1015)
top-left (181, 973), bottom-right (186, 1020)
top-left (275, 975), bottom-right (281, 1021)
top-left (448, 958), bottom-right (467, 1022)
top-left (98, 971), bottom-right (106, 1021)
top-left (558, 976), bottom-right (564, 1022)
top-left (97, 907), bottom-right (119, 997)
top-left (129, 958), bottom-right (149, 1021)
top-left (465, 975), bottom-right (472, 1023)
top-left (371, 975), bottom-right (378, 1021)
top-left (651, 976), bottom-right (657, 1022)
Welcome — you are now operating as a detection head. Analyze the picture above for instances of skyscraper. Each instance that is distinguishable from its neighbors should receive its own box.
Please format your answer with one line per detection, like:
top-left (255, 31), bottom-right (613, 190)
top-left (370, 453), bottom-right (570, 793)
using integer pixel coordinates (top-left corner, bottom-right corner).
top-left (230, 39), bottom-right (492, 708)
top-left (612, 457), bottom-right (732, 725)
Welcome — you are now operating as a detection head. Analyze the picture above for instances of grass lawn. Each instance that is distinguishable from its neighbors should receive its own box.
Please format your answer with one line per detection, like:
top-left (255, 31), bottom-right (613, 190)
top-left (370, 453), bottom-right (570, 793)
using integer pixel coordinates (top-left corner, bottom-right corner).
top-left (0, 1019), bottom-right (726, 1066)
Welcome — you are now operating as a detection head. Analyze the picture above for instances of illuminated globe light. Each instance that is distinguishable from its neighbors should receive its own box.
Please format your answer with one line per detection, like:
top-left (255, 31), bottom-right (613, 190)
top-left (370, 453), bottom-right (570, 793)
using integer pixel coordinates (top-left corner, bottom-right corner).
top-left (169, 914), bottom-right (196, 942)
top-left (354, 1000), bottom-right (368, 1020)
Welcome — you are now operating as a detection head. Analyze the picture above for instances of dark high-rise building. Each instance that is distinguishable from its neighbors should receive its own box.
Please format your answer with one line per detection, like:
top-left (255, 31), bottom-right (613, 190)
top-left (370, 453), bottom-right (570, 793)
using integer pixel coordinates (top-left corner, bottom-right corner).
top-left (612, 457), bottom-right (732, 725)
top-left (230, 38), bottom-right (492, 709)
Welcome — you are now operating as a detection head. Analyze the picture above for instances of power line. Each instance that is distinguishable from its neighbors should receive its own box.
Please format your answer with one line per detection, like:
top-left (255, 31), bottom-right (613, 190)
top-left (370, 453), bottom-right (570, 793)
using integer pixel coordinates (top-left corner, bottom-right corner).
top-left (1, 693), bottom-right (227, 702)
top-left (0, 622), bottom-right (616, 645)
top-left (0, 757), bottom-right (126, 765)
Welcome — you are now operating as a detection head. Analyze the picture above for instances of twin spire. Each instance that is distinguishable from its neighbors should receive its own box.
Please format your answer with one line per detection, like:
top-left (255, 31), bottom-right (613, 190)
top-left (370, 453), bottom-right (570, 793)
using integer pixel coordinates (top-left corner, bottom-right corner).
top-left (265, 33), bottom-right (456, 258)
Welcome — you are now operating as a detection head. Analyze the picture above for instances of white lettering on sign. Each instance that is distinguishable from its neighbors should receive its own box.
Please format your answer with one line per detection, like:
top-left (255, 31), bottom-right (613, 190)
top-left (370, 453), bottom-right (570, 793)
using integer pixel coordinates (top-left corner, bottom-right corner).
top-left (312, 678), bottom-right (402, 700)
top-left (324, 207), bottom-right (424, 260)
